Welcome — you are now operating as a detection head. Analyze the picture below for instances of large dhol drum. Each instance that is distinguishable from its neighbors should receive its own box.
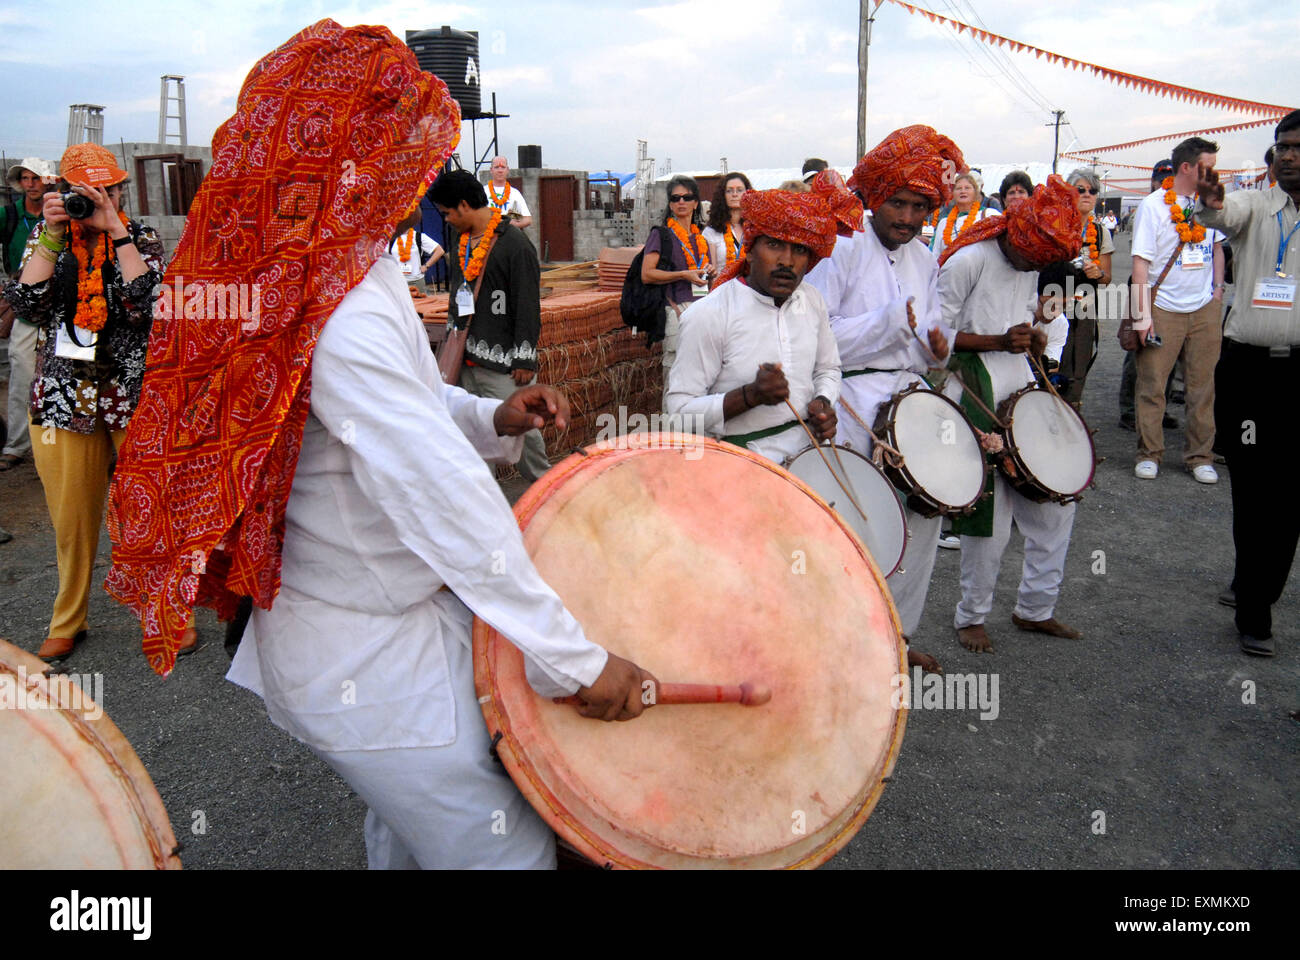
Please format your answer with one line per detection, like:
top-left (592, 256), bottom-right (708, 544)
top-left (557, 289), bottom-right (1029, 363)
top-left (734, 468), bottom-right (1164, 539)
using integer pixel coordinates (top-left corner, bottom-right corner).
top-left (474, 433), bottom-right (906, 869)
top-left (0, 639), bottom-right (182, 868)
top-left (784, 444), bottom-right (907, 578)
top-left (995, 385), bottom-right (1096, 503)
top-left (873, 383), bottom-right (987, 517)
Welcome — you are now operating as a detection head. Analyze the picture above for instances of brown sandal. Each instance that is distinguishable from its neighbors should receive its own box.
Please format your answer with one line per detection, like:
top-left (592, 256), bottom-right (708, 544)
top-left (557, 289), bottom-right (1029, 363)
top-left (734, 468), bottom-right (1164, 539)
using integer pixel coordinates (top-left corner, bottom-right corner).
top-left (0, 454), bottom-right (24, 471)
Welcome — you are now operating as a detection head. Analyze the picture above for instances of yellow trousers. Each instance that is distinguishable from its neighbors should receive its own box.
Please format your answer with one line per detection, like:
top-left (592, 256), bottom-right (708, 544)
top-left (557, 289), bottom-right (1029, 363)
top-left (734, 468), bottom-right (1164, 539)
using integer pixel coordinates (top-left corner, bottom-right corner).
top-left (29, 420), bottom-right (124, 641)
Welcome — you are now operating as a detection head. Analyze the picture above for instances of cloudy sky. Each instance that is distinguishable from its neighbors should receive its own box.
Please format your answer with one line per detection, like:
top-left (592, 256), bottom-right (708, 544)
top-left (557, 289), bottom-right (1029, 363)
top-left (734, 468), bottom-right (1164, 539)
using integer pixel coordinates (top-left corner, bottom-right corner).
top-left (2, 0), bottom-right (1293, 180)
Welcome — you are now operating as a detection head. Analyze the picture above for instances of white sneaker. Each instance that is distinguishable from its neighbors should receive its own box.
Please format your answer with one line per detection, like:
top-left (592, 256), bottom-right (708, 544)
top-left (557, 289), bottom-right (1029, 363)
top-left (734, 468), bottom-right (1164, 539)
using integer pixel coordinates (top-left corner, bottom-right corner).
top-left (937, 534), bottom-right (961, 550)
top-left (1192, 464), bottom-right (1219, 484)
top-left (1135, 460), bottom-right (1158, 479)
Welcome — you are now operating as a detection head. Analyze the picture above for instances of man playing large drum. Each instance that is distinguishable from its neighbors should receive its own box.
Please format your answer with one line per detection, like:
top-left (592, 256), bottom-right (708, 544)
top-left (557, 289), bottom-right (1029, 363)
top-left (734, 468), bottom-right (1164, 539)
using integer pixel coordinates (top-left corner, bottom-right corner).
top-left (936, 176), bottom-right (1084, 652)
top-left (805, 125), bottom-right (962, 653)
top-left (665, 173), bottom-right (860, 462)
top-left (104, 21), bottom-right (654, 869)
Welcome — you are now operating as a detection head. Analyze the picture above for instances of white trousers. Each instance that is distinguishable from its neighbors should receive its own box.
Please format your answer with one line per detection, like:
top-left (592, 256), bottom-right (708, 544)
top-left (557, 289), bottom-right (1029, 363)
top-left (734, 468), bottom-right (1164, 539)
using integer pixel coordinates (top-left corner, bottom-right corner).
top-left (887, 508), bottom-right (942, 638)
top-left (4, 319), bottom-right (37, 458)
top-left (309, 633), bottom-right (556, 870)
top-left (954, 474), bottom-right (1076, 628)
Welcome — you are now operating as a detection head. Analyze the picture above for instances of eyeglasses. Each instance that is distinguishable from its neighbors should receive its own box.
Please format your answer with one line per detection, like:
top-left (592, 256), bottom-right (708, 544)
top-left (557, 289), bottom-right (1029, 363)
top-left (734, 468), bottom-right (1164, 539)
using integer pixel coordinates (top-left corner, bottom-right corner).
top-left (1076, 186), bottom-right (1098, 195)
top-left (669, 194), bottom-right (696, 203)
top-left (1273, 142), bottom-right (1300, 157)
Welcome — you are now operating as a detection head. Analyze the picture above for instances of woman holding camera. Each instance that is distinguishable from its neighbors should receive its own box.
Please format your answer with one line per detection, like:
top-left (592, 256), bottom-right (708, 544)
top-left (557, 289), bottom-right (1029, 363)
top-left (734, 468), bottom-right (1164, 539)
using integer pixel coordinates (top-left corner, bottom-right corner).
top-left (1058, 167), bottom-right (1114, 404)
top-left (3, 143), bottom-right (173, 662)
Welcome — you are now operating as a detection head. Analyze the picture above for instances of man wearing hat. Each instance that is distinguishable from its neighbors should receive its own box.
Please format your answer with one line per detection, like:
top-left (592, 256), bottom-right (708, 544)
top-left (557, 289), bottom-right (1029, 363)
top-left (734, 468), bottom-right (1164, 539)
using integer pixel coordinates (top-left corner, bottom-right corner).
top-left (1, 157), bottom-right (55, 470)
top-left (3, 143), bottom-right (169, 661)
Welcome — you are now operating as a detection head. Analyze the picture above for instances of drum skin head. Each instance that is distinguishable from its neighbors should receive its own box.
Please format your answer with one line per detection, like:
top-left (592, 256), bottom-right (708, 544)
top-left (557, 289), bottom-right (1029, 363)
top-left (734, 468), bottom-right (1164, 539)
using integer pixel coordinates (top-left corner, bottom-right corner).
top-left (0, 639), bottom-right (181, 869)
top-left (890, 390), bottom-right (985, 510)
top-left (1006, 390), bottom-right (1095, 497)
top-left (474, 433), bottom-right (907, 869)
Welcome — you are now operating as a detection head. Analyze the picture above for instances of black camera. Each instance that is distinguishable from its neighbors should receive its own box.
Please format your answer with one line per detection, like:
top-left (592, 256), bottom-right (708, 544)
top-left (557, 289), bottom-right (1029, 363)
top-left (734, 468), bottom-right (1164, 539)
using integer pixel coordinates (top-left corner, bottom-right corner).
top-left (61, 191), bottom-right (94, 220)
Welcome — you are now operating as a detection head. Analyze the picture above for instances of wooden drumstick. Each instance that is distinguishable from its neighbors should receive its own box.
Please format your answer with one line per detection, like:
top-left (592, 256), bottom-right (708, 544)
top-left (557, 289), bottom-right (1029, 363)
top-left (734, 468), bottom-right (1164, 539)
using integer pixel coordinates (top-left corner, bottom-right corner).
top-left (553, 681), bottom-right (772, 707)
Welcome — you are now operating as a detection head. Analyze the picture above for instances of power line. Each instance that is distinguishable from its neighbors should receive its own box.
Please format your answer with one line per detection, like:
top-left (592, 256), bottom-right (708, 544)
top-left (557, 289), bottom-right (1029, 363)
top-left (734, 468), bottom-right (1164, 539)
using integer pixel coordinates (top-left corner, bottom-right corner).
top-left (953, 0), bottom-right (1055, 113)
top-left (922, 10), bottom-right (1045, 121)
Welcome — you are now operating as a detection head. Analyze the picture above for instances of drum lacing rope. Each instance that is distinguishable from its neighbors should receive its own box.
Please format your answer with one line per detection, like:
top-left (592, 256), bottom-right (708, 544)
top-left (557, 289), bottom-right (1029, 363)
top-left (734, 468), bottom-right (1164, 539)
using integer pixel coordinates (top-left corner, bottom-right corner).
top-left (836, 395), bottom-right (905, 469)
top-left (782, 398), bottom-right (875, 531)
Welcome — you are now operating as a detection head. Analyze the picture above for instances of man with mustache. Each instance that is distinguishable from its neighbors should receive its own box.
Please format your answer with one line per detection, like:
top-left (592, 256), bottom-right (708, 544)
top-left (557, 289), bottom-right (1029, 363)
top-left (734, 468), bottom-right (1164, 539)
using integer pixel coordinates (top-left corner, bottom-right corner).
top-left (665, 173), bottom-right (859, 464)
top-left (805, 126), bottom-right (962, 664)
top-left (1196, 109), bottom-right (1300, 657)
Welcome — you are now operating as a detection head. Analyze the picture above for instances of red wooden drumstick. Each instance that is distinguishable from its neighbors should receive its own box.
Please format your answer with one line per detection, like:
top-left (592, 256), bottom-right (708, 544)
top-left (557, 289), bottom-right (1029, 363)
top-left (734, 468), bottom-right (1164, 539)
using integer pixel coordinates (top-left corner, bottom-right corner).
top-left (553, 681), bottom-right (772, 708)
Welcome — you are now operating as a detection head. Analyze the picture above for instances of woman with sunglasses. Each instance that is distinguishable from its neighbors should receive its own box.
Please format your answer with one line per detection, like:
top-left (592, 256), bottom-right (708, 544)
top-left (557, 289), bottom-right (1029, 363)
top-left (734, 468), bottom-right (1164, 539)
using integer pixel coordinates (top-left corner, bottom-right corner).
top-left (641, 175), bottom-right (711, 408)
top-left (1056, 168), bottom-right (1114, 404)
top-left (702, 172), bottom-right (751, 289)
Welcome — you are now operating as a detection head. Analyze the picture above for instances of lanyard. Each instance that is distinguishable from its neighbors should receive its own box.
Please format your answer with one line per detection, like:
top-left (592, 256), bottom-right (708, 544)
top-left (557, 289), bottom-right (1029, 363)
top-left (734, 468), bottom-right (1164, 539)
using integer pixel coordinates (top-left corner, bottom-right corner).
top-left (1276, 211), bottom-right (1300, 277)
top-left (462, 236), bottom-right (475, 273)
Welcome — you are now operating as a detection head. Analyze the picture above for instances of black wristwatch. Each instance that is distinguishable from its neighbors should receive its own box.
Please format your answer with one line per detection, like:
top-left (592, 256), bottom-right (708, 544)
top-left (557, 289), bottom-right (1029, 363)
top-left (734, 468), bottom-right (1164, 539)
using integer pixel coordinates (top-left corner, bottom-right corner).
top-left (112, 234), bottom-right (135, 249)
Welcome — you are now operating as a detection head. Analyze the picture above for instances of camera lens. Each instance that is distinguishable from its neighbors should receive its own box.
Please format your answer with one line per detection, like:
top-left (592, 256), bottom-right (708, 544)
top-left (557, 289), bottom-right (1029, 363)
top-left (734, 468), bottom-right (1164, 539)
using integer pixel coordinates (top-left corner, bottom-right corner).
top-left (62, 191), bottom-right (94, 220)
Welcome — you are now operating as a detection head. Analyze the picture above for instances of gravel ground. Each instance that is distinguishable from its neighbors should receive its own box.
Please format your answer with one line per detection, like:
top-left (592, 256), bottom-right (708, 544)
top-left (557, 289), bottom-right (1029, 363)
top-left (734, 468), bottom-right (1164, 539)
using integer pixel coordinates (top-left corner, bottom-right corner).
top-left (1, 230), bottom-right (1295, 869)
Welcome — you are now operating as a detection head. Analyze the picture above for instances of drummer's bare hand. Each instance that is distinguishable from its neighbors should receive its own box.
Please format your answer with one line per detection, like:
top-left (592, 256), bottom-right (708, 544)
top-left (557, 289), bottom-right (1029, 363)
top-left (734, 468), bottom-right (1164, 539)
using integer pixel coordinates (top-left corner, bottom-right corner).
top-left (807, 396), bottom-right (837, 442)
top-left (1000, 322), bottom-right (1034, 353)
top-left (926, 325), bottom-right (950, 361)
top-left (751, 362), bottom-right (789, 405)
top-left (904, 297), bottom-right (917, 330)
top-left (495, 383), bottom-right (568, 434)
top-left (1029, 325), bottom-right (1048, 357)
top-left (574, 652), bottom-right (659, 722)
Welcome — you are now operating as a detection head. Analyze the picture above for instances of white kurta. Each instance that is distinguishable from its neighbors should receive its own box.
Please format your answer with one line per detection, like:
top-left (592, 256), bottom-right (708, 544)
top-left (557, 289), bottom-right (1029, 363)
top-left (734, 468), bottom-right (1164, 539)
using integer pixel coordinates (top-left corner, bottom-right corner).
top-left (665, 278), bottom-right (841, 464)
top-left (805, 227), bottom-right (954, 637)
top-left (227, 257), bottom-right (608, 868)
top-left (937, 238), bottom-right (1077, 629)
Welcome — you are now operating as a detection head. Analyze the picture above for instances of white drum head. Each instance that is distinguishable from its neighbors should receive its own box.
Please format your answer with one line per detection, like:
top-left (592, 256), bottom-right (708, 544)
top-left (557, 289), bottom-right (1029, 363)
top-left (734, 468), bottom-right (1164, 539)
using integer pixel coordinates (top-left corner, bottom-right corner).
top-left (891, 391), bottom-right (985, 509)
top-left (787, 446), bottom-right (908, 577)
top-left (1010, 390), bottom-right (1094, 496)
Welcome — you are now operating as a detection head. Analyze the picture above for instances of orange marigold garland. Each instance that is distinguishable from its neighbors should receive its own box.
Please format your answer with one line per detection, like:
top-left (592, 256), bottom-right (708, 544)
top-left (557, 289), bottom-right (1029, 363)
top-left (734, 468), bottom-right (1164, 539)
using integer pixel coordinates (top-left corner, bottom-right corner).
top-left (459, 206), bottom-right (503, 281)
top-left (68, 214), bottom-right (129, 334)
top-left (396, 229), bottom-right (414, 263)
top-left (668, 217), bottom-right (709, 271)
top-left (724, 222), bottom-right (745, 265)
top-left (1162, 176), bottom-right (1206, 244)
top-left (942, 204), bottom-right (979, 246)
top-left (1082, 215), bottom-right (1100, 263)
top-left (488, 181), bottom-right (511, 206)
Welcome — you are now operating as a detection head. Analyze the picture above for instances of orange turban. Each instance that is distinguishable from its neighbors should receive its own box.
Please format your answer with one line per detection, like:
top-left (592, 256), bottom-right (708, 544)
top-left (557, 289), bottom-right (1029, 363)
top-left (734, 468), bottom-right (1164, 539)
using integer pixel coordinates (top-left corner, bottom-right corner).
top-left (937, 174), bottom-right (1082, 270)
top-left (716, 170), bottom-right (863, 285)
top-left (850, 125), bottom-right (966, 212)
top-left (105, 20), bottom-right (462, 675)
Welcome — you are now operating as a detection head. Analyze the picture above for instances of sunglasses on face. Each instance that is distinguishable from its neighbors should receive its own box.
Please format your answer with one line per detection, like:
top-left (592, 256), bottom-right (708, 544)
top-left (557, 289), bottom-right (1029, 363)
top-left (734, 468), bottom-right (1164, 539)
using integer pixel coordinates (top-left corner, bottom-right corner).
top-left (669, 194), bottom-right (696, 203)
top-left (1076, 186), bottom-right (1098, 195)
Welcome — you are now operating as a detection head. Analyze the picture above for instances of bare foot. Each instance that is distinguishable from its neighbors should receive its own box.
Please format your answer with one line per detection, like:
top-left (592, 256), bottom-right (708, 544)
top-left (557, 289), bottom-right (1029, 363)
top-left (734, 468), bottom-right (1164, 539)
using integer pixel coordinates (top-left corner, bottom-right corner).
top-left (907, 648), bottom-right (942, 674)
top-left (957, 624), bottom-right (993, 653)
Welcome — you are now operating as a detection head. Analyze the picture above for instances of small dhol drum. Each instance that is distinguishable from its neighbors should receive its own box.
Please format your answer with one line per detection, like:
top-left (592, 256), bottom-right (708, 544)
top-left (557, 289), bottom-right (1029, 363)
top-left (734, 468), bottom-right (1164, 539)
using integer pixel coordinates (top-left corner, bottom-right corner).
top-left (0, 639), bottom-right (182, 868)
top-left (784, 444), bottom-right (907, 578)
top-left (873, 382), bottom-right (987, 517)
top-left (995, 385), bottom-right (1096, 503)
top-left (474, 432), bottom-right (907, 869)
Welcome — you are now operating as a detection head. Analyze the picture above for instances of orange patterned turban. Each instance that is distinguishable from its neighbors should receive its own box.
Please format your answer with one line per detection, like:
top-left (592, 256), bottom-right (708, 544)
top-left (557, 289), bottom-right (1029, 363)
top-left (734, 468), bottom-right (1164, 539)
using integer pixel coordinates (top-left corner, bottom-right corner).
top-left (850, 125), bottom-right (966, 212)
top-left (105, 20), bottom-right (462, 675)
top-left (937, 174), bottom-right (1082, 269)
top-left (716, 170), bottom-right (863, 286)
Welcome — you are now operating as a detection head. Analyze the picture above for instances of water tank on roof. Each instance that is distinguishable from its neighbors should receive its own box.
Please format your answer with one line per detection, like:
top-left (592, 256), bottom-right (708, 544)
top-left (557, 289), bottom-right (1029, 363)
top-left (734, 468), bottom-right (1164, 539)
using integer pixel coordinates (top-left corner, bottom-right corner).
top-left (518, 145), bottom-right (542, 169)
top-left (406, 26), bottom-right (481, 119)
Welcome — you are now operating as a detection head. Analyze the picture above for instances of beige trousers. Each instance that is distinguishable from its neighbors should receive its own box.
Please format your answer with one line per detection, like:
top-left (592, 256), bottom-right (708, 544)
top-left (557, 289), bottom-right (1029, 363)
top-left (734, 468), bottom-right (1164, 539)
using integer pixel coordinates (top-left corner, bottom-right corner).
top-left (1134, 301), bottom-right (1221, 467)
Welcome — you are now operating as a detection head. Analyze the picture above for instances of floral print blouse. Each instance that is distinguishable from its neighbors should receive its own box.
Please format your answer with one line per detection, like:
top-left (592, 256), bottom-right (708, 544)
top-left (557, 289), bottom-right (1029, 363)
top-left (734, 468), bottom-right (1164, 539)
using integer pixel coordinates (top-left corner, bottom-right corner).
top-left (3, 218), bottom-right (165, 435)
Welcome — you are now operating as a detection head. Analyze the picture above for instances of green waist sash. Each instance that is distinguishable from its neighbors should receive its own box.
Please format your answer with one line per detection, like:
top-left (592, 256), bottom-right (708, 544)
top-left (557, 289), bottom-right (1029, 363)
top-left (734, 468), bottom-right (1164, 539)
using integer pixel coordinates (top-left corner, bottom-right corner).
top-left (722, 419), bottom-right (799, 450)
top-left (947, 351), bottom-right (997, 538)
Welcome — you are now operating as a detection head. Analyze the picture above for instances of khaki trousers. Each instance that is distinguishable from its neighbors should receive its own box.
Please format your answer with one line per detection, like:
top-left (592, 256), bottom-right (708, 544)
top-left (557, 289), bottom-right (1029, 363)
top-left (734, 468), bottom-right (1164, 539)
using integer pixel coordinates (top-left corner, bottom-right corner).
top-left (29, 420), bottom-right (124, 640)
top-left (458, 364), bottom-right (551, 484)
top-left (1134, 301), bottom-right (1221, 467)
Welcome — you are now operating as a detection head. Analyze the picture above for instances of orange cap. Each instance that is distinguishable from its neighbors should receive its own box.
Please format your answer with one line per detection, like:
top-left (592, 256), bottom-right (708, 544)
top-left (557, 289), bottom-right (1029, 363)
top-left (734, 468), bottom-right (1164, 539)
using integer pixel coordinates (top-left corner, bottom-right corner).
top-left (60, 142), bottom-right (129, 188)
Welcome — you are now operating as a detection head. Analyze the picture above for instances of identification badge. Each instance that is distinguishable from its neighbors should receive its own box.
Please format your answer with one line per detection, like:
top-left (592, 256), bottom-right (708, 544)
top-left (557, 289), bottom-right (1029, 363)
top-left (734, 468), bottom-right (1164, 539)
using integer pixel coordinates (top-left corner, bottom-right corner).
top-left (1179, 245), bottom-right (1206, 269)
top-left (691, 283), bottom-right (709, 298)
top-left (455, 282), bottom-right (474, 316)
top-left (1251, 278), bottom-right (1296, 310)
top-left (54, 322), bottom-right (98, 360)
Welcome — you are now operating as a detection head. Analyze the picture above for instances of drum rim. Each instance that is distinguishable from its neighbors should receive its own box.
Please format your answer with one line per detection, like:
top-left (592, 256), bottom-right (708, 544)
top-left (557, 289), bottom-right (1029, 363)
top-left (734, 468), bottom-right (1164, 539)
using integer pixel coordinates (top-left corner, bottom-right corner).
top-left (875, 386), bottom-right (988, 514)
top-left (473, 431), bottom-right (908, 869)
top-left (998, 385), bottom-right (1097, 499)
top-left (0, 639), bottom-right (182, 870)
top-left (785, 443), bottom-right (909, 578)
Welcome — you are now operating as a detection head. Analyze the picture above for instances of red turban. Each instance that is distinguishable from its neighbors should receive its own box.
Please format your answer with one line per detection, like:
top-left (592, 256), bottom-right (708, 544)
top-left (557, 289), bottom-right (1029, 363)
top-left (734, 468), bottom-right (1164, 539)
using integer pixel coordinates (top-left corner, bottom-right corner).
top-left (105, 20), bottom-right (462, 675)
top-left (937, 174), bottom-right (1082, 269)
top-left (716, 170), bottom-right (863, 286)
top-left (850, 125), bottom-right (966, 212)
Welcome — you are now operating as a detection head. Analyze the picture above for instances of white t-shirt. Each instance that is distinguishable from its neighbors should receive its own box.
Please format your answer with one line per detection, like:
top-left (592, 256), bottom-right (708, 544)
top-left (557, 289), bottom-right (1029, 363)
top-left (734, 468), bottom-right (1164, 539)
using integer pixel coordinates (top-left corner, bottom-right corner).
top-left (1131, 188), bottom-right (1223, 313)
top-left (929, 206), bottom-right (994, 260)
top-left (487, 181), bottom-right (530, 220)
top-left (387, 230), bottom-right (442, 283)
top-left (702, 222), bottom-right (744, 272)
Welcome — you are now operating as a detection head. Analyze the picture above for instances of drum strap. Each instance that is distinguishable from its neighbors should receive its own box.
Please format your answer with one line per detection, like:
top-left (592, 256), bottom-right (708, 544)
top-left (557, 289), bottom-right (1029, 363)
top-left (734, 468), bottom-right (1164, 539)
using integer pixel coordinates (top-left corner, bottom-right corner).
top-left (721, 420), bottom-right (799, 449)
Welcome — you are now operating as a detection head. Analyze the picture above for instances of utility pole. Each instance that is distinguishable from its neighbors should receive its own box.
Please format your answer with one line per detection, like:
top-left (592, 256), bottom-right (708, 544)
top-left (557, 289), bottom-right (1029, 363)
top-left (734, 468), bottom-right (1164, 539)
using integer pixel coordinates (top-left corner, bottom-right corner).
top-left (1046, 110), bottom-right (1065, 174)
top-left (857, 1), bottom-right (882, 159)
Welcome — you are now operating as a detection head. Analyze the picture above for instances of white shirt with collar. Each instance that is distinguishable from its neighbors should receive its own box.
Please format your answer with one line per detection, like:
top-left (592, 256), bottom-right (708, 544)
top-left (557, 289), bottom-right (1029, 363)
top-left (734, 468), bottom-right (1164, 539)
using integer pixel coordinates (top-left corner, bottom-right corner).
top-left (227, 256), bottom-right (607, 753)
top-left (1131, 186), bottom-right (1224, 313)
top-left (805, 227), bottom-right (954, 454)
top-left (665, 277), bottom-right (841, 465)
